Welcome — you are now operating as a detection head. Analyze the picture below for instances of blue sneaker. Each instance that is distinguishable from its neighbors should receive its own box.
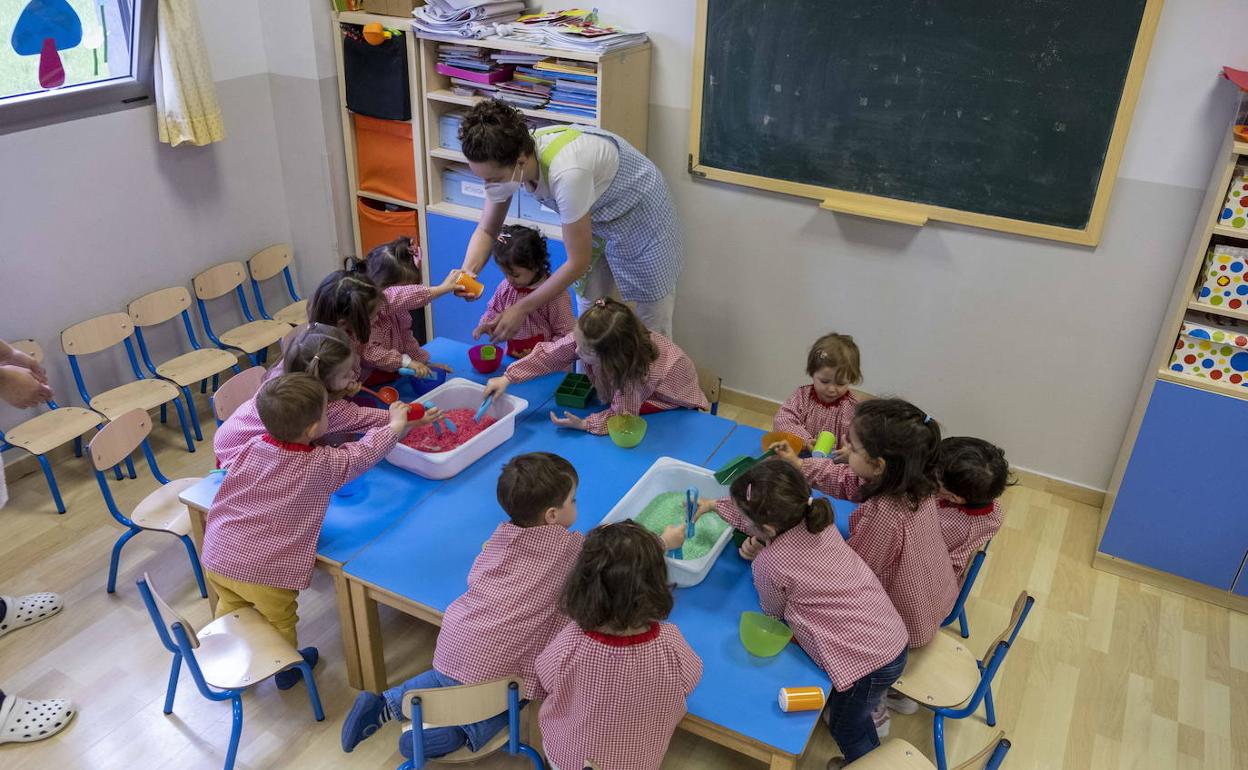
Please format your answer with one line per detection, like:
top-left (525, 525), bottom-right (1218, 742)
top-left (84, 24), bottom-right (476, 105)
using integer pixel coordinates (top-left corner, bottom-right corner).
top-left (274, 647), bottom-right (318, 691)
top-left (341, 691), bottom-right (391, 752)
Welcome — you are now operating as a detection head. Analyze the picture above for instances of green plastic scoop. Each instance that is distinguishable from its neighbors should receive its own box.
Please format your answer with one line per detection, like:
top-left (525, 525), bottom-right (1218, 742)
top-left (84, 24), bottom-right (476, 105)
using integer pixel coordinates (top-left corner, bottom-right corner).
top-left (713, 448), bottom-right (776, 486)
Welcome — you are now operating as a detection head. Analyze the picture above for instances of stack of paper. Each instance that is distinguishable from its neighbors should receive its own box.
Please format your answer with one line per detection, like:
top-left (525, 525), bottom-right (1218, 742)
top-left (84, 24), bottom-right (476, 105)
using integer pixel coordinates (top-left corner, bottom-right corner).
top-left (436, 44), bottom-right (514, 85)
top-left (535, 59), bottom-right (597, 118)
top-left (541, 23), bottom-right (646, 53)
top-left (412, 0), bottom-right (529, 40)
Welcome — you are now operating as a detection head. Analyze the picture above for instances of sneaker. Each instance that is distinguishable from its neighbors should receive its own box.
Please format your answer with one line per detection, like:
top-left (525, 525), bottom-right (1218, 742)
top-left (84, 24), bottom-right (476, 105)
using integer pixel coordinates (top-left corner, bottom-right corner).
top-left (872, 703), bottom-right (891, 738)
top-left (883, 690), bottom-right (919, 715)
top-left (341, 691), bottom-right (392, 752)
top-left (275, 647), bottom-right (319, 690)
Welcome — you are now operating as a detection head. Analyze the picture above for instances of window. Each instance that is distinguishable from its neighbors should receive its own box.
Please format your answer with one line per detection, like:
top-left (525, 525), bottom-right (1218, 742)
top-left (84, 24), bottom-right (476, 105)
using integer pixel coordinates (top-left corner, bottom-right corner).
top-left (1, 0), bottom-right (155, 134)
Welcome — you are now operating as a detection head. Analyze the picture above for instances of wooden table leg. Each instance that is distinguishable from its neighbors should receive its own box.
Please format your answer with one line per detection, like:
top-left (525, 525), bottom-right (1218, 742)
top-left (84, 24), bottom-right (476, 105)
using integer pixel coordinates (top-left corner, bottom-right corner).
top-left (332, 569), bottom-right (363, 690)
top-left (186, 504), bottom-right (218, 611)
top-left (350, 578), bottom-right (386, 691)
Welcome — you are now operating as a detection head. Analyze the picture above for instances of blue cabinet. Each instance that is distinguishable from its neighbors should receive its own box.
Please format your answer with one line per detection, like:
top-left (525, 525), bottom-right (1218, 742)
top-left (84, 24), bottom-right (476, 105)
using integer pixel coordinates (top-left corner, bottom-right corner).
top-left (1099, 380), bottom-right (1248, 590)
top-left (424, 211), bottom-right (575, 343)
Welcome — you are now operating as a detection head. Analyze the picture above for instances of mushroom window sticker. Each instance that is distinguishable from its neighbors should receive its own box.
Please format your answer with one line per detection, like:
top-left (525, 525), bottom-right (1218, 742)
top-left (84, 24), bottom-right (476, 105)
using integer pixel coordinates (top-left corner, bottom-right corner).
top-left (11, 0), bottom-right (83, 89)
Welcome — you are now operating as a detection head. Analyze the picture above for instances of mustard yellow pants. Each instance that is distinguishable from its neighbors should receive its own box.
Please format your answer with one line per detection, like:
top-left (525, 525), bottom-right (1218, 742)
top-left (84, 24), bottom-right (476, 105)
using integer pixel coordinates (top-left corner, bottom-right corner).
top-left (205, 570), bottom-right (300, 648)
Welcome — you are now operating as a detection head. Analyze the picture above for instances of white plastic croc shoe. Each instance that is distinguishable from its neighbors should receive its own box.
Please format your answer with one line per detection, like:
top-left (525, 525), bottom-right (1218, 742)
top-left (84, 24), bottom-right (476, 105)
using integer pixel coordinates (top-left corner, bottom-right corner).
top-left (0, 592), bottom-right (63, 639)
top-left (0, 695), bottom-right (75, 744)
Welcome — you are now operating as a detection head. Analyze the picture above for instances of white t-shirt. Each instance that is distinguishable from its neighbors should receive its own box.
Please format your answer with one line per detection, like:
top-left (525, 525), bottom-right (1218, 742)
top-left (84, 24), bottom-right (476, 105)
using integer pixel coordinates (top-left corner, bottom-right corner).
top-left (529, 130), bottom-right (620, 224)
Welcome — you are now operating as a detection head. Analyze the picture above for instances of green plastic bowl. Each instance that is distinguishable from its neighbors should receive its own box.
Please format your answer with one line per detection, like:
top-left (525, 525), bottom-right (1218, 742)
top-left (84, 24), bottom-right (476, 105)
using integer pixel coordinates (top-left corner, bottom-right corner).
top-left (607, 414), bottom-right (647, 448)
top-left (739, 611), bottom-right (793, 657)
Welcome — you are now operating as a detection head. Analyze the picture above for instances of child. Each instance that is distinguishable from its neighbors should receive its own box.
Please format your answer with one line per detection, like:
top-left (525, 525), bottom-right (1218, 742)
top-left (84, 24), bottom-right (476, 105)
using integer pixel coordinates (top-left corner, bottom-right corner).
top-left (774, 333), bottom-right (862, 449)
top-left (472, 225), bottom-right (576, 358)
top-left (933, 437), bottom-right (1011, 573)
top-left (482, 297), bottom-right (709, 435)
top-left (201, 373), bottom-right (408, 688)
top-left (361, 236), bottom-right (460, 383)
top-left (214, 324), bottom-right (425, 468)
top-left (308, 262), bottom-right (383, 383)
top-left (777, 399), bottom-right (957, 648)
top-left (535, 521), bottom-right (702, 770)
top-left (699, 459), bottom-right (908, 766)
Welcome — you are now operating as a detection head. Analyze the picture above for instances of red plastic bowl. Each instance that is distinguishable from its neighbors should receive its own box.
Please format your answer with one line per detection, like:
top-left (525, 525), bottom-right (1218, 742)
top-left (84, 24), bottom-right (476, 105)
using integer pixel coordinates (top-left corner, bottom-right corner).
top-left (469, 344), bottom-right (503, 374)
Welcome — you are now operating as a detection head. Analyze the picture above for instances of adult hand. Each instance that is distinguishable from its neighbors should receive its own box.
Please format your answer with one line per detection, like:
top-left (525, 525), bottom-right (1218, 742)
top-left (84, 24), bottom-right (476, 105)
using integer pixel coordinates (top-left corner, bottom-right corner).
top-left (485, 305), bottom-right (529, 342)
top-left (0, 366), bottom-right (53, 408)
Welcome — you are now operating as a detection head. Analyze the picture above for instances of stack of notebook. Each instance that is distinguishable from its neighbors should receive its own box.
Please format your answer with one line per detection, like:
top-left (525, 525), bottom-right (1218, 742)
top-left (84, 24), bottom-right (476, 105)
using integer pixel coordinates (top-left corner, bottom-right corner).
top-left (534, 59), bottom-right (598, 118)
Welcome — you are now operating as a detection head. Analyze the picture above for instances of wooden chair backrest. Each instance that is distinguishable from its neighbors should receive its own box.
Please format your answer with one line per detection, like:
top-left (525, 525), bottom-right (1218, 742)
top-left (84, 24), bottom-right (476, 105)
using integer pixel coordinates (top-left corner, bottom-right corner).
top-left (142, 572), bottom-right (200, 647)
top-left (213, 367), bottom-right (267, 423)
top-left (952, 732), bottom-right (1009, 770)
top-left (697, 366), bottom-right (721, 406)
top-left (984, 590), bottom-right (1032, 661)
top-left (129, 287), bottom-right (194, 328)
top-left (399, 677), bottom-right (522, 727)
top-left (193, 262), bottom-right (248, 301)
top-left (62, 313), bottom-right (134, 356)
top-left (248, 244), bottom-right (294, 282)
top-left (88, 408), bottom-right (151, 470)
top-left (11, 339), bottom-right (42, 364)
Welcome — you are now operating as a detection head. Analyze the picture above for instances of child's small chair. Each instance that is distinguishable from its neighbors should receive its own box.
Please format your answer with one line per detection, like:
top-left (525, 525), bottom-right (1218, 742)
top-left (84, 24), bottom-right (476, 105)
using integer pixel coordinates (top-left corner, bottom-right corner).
top-left (129, 287), bottom-right (243, 443)
top-left (397, 677), bottom-right (544, 770)
top-left (843, 734), bottom-right (1011, 770)
top-left (893, 591), bottom-right (1034, 770)
top-left (942, 544), bottom-right (989, 639)
top-left (62, 312), bottom-right (196, 453)
top-left (696, 366), bottom-right (722, 416)
top-left (192, 262), bottom-right (291, 366)
top-left (211, 366), bottom-right (267, 426)
top-left (88, 408), bottom-right (207, 597)
top-left (247, 244), bottom-right (308, 327)
top-left (0, 339), bottom-right (106, 513)
top-left (136, 573), bottom-right (324, 770)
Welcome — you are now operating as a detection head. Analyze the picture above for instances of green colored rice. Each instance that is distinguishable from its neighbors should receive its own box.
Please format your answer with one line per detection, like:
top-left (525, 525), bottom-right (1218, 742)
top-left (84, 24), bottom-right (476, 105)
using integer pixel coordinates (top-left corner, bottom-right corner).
top-left (634, 491), bottom-right (729, 561)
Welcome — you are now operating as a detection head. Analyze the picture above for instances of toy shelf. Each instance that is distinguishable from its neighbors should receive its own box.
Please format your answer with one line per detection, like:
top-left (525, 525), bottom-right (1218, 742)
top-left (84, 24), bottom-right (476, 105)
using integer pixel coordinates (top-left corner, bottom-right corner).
top-left (1186, 298), bottom-right (1248, 323)
top-left (1212, 224), bottom-right (1248, 240)
top-left (1156, 368), bottom-right (1248, 402)
top-left (357, 189), bottom-right (419, 209)
top-left (425, 89), bottom-right (599, 126)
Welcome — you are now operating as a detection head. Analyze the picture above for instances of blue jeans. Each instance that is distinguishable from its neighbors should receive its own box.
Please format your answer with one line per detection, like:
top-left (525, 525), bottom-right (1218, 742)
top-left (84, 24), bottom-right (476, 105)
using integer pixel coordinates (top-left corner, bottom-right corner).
top-left (382, 669), bottom-right (510, 755)
top-left (824, 647), bottom-right (908, 762)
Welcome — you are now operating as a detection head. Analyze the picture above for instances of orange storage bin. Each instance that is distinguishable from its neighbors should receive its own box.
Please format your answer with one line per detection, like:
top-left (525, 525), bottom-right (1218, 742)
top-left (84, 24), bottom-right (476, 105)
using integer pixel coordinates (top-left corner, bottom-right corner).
top-left (358, 197), bottom-right (418, 254)
top-left (354, 114), bottom-right (418, 203)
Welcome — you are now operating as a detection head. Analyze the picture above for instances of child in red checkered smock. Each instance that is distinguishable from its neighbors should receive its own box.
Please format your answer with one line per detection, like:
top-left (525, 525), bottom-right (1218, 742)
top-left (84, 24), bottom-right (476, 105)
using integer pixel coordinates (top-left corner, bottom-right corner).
top-left (701, 458), bottom-right (908, 764)
top-left (341, 453), bottom-right (584, 759)
top-left (778, 399), bottom-right (958, 649)
top-left (535, 521), bottom-right (702, 770)
top-left (483, 297), bottom-right (709, 436)
top-left (773, 332), bottom-right (862, 449)
top-left (361, 237), bottom-right (459, 383)
top-left (309, 264), bottom-right (382, 386)
top-left (473, 225), bottom-right (576, 359)
top-left (214, 324), bottom-right (389, 468)
top-left (933, 437), bottom-right (1011, 573)
top-left (202, 373), bottom-right (413, 690)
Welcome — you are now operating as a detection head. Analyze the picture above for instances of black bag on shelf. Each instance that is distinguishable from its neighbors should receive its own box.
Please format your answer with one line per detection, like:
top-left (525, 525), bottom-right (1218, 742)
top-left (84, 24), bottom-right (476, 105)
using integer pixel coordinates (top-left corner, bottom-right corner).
top-left (342, 26), bottom-right (411, 121)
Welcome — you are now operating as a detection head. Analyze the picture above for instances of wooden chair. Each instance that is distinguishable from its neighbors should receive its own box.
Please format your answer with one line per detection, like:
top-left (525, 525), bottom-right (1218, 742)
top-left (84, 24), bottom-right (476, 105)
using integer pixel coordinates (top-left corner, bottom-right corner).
top-left (88, 409), bottom-right (207, 597)
top-left (844, 734), bottom-right (1011, 770)
top-left (0, 340), bottom-right (107, 513)
top-left (129, 287), bottom-right (242, 443)
top-left (192, 262), bottom-right (291, 366)
top-left (62, 312), bottom-right (196, 453)
top-left (247, 244), bottom-right (308, 327)
top-left (211, 366), bottom-right (267, 426)
top-left (697, 366), bottom-right (722, 415)
top-left (397, 677), bottom-right (543, 770)
top-left (893, 592), bottom-right (1034, 770)
top-left (942, 544), bottom-right (989, 639)
top-left (137, 572), bottom-right (324, 770)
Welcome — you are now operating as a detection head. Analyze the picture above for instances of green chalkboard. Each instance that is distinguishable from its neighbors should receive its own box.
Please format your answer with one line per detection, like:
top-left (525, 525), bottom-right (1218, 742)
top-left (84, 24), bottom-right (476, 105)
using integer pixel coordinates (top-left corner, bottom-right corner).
top-left (691, 0), bottom-right (1159, 242)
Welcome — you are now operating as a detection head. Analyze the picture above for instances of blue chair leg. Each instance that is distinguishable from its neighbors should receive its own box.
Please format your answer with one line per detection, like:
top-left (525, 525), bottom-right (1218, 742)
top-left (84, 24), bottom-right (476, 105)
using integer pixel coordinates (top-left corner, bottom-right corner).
top-left (36, 455), bottom-right (66, 514)
top-left (299, 662), bottom-right (325, 721)
top-left (179, 535), bottom-right (208, 599)
top-left (200, 378), bottom-right (208, 394)
top-left (169, 398), bottom-right (196, 453)
top-left (984, 682), bottom-right (997, 726)
top-left (932, 712), bottom-right (948, 770)
top-left (163, 653), bottom-right (182, 714)
top-left (224, 692), bottom-right (244, 770)
top-left (113, 464), bottom-right (124, 481)
top-left (957, 607), bottom-right (970, 639)
top-left (125, 456), bottom-right (137, 479)
top-left (160, 403), bottom-right (167, 424)
top-left (214, 373), bottom-right (222, 391)
top-left (74, 436), bottom-right (83, 458)
top-left (516, 744), bottom-right (544, 769)
top-left (182, 386), bottom-right (204, 442)
top-left (108, 528), bottom-right (140, 593)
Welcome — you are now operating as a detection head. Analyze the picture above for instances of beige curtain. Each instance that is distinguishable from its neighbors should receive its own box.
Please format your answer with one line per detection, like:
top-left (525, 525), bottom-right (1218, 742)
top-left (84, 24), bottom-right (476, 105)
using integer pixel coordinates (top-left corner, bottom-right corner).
top-left (154, 0), bottom-right (225, 147)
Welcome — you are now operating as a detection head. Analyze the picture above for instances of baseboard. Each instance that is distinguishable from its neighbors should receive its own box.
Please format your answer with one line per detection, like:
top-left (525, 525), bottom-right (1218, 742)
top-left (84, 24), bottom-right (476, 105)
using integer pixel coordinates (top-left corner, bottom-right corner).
top-left (721, 386), bottom-right (1107, 509)
top-left (1093, 552), bottom-right (1248, 613)
top-left (2, 440), bottom-right (82, 484)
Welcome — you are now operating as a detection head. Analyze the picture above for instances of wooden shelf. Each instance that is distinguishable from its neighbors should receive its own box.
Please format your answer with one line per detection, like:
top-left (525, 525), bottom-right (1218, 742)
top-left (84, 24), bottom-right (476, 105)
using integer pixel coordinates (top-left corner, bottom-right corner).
top-left (1235, 140), bottom-right (1248, 157)
top-left (337, 10), bottom-right (415, 28)
top-left (356, 189), bottom-right (419, 209)
top-left (1187, 299), bottom-right (1248, 323)
top-left (426, 200), bottom-right (564, 241)
top-left (429, 147), bottom-right (467, 163)
top-left (412, 32), bottom-right (649, 63)
top-left (1156, 368), bottom-right (1248, 402)
top-left (1212, 224), bottom-right (1248, 241)
top-left (426, 90), bottom-right (598, 126)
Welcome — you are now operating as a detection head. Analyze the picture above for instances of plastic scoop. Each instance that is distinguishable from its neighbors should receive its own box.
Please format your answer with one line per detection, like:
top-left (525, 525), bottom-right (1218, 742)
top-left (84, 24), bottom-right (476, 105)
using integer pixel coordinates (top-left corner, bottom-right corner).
top-left (713, 448), bottom-right (776, 486)
top-left (671, 487), bottom-right (700, 560)
top-left (474, 393), bottom-right (494, 423)
top-left (360, 387), bottom-right (427, 421)
top-left (422, 400), bottom-right (455, 434)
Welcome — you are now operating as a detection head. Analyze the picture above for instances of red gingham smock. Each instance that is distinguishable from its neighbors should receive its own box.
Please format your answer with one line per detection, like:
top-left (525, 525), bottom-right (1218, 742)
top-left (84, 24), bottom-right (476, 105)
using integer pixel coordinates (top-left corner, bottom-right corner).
top-left (801, 459), bottom-right (959, 648)
top-left (937, 500), bottom-right (1004, 574)
top-left (478, 282), bottom-right (576, 358)
top-left (362, 285), bottom-right (434, 372)
top-left (536, 621), bottom-right (702, 770)
top-left (432, 523), bottom-right (584, 699)
top-left (773, 385), bottom-right (859, 446)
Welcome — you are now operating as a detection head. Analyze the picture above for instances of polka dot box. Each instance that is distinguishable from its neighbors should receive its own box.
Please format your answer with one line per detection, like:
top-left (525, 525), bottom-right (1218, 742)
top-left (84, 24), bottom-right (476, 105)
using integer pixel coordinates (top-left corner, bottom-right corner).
top-left (1218, 165), bottom-right (1248, 230)
top-left (1168, 319), bottom-right (1248, 388)
top-left (1195, 245), bottom-right (1248, 311)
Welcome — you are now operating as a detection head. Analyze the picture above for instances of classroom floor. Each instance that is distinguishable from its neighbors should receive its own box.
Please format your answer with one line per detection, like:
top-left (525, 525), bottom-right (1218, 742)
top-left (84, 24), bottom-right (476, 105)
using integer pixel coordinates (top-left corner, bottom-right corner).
top-left (0, 400), bottom-right (1243, 770)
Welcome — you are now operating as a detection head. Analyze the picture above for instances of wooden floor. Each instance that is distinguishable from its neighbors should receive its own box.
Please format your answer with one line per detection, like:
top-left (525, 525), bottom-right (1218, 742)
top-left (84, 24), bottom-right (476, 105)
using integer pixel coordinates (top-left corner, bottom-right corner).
top-left (0, 398), bottom-right (1243, 770)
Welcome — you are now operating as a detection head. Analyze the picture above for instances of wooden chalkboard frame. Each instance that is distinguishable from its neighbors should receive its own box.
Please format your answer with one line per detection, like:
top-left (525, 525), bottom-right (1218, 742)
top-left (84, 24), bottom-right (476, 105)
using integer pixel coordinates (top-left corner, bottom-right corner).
top-left (687, 0), bottom-right (1164, 246)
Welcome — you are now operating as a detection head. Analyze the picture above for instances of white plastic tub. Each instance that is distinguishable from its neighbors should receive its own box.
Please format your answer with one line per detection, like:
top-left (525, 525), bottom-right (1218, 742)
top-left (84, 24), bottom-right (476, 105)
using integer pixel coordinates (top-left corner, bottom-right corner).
top-left (386, 377), bottom-right (528, 480)
top-left (599, 456), bottom-right (733, 587)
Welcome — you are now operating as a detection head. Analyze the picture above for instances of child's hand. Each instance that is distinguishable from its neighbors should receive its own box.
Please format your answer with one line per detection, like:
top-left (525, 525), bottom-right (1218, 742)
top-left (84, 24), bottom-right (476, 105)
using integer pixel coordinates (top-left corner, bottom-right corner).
top-left (771, 442), bottom-right (803, 470)
top-left (429, 362), bottom-right (453, 373)
top-left (404, 359), bottom-right (432, 379)
top-left (550, 411), bottom-right (587, 431)
top-left (413, 406), bottom-right (444, 426)
top-left (660, 524), bottom-right (687, 551)
top-left (832, 446), bottom-right (850, 464)
top-left (342, 380), bottom-right (362, 398)
top-left (440, 268), bottom-right (463, 294)
top-left (482, 376), bottom-right (510, 400)
top-left (738, 535), bottom-right (766, 561)
top-left (387, 400), bottom-right (410, 435)
top-left (693, 498), bottom-right (717, 521)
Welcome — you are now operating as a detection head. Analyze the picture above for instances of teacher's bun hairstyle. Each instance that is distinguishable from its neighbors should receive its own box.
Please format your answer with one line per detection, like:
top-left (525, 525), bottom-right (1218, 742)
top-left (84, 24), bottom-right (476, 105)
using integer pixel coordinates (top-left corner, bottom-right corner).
top-left (459, 99), bottom-right (536, 166)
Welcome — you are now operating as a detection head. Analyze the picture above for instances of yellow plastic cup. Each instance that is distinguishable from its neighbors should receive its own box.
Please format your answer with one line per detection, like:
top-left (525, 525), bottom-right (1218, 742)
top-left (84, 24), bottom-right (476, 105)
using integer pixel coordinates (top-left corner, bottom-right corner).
top-left (739, 611), bottom-right (793, 657)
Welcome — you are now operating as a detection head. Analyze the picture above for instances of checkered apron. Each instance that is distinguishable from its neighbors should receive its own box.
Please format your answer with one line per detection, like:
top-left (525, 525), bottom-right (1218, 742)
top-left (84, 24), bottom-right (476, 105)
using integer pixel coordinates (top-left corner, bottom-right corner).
top-left (533, 126), bottom-right (682, 303)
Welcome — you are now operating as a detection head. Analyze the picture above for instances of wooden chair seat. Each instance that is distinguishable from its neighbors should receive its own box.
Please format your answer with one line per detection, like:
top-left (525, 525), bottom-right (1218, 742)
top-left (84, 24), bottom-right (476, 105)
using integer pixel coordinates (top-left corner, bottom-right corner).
top-left (195, 606), bottom-right (305, 690)
top-left (90, 379), bottom-right (183, 421)
top-left (130, 477), bottom-right (201, 535)
top-left (845, 739), bottom-right (936, 769)
top-left (155, 348), bottom-right (239, 387)
top-left (400, 722), bottom-right (510, 764)
top-left (219, 320), bottom-right (290, 354)
top-left (892, 630), bottom-right (982, 709)
top-left (272, 300), bottom-right (308, 327)
top-left (4, 407), bottom-right (101, 456)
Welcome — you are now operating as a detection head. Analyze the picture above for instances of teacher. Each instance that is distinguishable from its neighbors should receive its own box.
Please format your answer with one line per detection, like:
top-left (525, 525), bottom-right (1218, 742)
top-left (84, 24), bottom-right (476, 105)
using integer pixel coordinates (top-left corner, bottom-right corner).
top-left (457, 99), bottom-right (683, 340)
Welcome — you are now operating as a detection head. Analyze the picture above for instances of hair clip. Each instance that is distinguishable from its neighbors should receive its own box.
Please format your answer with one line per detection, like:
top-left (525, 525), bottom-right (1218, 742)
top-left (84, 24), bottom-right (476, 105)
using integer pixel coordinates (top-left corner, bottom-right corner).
top-left (807, 496), bottom-right (813, 507)
top-left (745, 483), bottom-right (752, 501)
top-left (593, 297), bottom-right (608, 308)
top-left (496, 231), bottom-right (512, 242)
top-left (923, 414), bottom-right (933, 424)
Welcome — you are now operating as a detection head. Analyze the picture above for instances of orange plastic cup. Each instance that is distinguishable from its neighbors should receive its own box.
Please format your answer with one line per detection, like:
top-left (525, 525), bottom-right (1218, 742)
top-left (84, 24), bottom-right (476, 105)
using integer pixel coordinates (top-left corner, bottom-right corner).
top-left (762, 431), bottom-right (805, 456)
top-left (456, 272), bottom-right (484, 299)
top-left (778, 686), bottom-right (826, 712)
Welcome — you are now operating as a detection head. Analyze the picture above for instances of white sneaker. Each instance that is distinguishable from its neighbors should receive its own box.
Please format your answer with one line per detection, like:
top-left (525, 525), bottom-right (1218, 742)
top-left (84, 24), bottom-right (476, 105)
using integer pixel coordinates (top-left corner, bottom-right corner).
top-left (884, 691), bottom-right (919, 715)
top-left (872, 703), bottom-right (891, 737)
